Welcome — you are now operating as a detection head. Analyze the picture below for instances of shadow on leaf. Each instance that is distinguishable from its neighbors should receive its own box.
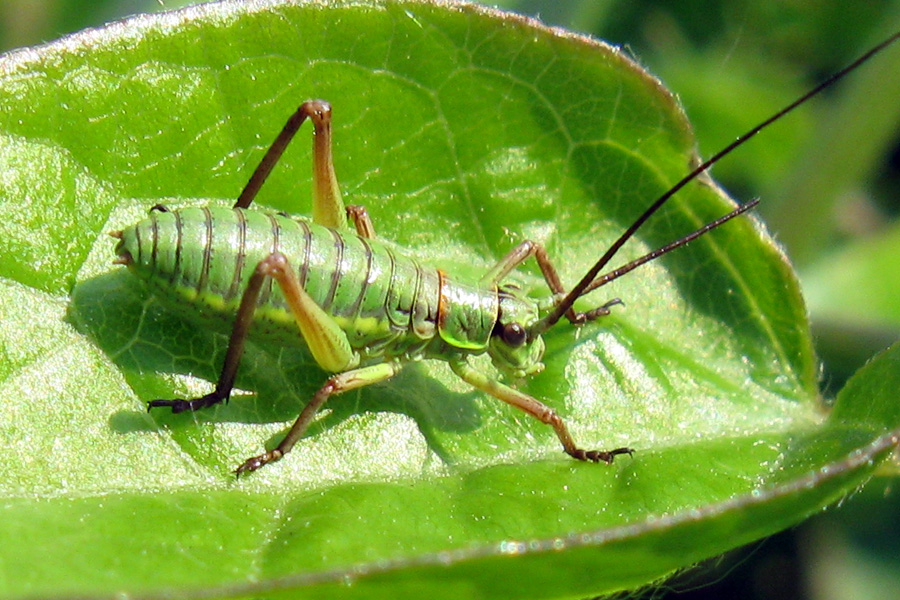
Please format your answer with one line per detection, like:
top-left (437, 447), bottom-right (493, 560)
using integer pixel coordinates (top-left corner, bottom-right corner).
top-left (67, 268), bottom-right (484, 467)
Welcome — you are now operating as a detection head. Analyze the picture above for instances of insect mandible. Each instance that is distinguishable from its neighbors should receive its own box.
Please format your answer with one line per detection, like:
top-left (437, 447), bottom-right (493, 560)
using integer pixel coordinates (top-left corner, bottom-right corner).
top-left (111, 30), bottom-right (900, 476)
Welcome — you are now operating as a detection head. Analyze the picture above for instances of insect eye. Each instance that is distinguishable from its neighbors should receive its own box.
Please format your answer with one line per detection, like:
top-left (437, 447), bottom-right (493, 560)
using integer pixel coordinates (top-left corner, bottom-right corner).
top-left (502, 322), bottom-right (527, 347)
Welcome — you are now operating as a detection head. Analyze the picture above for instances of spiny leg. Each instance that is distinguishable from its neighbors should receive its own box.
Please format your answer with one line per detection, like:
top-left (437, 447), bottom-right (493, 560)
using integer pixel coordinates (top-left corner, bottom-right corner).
top-left (147, 251), bottom-right (272, 414)
top-left (480, 240), bottom-right (619, 325)
top-left (449, 359), bottom-right (633, 463)
top-left (234, 100), bottom-right (347, 230)
top-left (236, 361), bottom-right (401, 475)
top-left (149, 251), bottom-right (358, 417)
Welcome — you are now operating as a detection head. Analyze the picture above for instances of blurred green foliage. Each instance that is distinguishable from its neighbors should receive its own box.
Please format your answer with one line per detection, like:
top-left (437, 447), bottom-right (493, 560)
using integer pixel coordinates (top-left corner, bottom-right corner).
top-left (0, 0), bottom-right (187, 52)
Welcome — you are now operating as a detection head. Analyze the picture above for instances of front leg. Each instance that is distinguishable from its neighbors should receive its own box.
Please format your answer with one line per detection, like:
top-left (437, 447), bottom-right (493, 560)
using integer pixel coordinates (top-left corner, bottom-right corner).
top-left (449, 359), bottom-right (633, 463)
top-left (480, 240), bottom-right (618, 325)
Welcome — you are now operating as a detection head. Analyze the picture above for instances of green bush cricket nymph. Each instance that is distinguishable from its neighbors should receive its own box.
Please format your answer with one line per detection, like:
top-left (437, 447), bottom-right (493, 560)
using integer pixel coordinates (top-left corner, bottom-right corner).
top-left (111, 30), bottom-right (900, 476)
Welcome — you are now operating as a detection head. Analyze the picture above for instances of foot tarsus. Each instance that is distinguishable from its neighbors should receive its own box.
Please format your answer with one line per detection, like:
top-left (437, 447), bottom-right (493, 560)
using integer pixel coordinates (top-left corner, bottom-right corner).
top-left (147, 391), bottom-right (227, 414)
top-left (235, 449), bottom-right (284, 477)
top-left (568, 446), bottom-right (634, 464)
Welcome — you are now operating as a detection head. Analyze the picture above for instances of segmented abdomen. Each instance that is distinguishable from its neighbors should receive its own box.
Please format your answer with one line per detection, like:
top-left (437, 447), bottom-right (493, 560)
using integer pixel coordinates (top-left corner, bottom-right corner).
top-left (117, 206), bottom-right (494, 362)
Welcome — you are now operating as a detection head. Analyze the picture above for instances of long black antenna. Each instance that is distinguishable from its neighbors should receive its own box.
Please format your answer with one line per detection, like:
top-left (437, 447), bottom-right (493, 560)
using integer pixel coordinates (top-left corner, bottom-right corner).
top-left (530, 29), bottom-right (900, 335)
top-left (581, 198), bottom-right (760, 297)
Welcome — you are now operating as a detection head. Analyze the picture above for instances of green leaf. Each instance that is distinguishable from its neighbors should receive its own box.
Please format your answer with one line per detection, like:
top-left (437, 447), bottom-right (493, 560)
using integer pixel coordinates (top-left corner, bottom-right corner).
top-left (0, 2), bottom-right (896, 599)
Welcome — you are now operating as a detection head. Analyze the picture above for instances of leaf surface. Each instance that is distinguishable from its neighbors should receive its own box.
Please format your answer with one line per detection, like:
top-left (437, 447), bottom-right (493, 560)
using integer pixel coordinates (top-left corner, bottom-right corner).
top-left (0, 2), bottom-right (896, 598)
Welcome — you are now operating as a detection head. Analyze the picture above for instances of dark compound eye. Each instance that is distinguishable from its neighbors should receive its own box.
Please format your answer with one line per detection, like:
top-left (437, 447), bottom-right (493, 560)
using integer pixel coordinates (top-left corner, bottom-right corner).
top-left (501, 322), bottom-right (527, 347)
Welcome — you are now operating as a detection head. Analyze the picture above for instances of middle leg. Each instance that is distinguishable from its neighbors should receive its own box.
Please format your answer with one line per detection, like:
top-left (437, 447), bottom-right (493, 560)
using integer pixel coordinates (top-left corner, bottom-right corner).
top-left (235, 361), bottom-right (401, 475)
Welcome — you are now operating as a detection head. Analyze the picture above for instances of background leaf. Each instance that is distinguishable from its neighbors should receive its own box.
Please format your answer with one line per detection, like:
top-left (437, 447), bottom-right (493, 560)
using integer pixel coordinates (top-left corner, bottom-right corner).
top-left (0, 1), bottom-right (898, 599)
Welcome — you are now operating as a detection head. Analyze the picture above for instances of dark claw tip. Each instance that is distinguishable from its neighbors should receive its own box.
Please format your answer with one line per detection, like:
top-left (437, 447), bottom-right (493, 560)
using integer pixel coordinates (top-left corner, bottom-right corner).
top-left (147, 399), bottom-right (190, 414)
top-left (234, 459), bottom-right (262, 478)
top-left (570, 446), bottom-right (636, 464)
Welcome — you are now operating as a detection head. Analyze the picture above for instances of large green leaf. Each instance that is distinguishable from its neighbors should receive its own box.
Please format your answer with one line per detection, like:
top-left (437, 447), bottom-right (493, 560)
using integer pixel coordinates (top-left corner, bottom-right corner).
top-left (0, 1), bottom-right (896, 598)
